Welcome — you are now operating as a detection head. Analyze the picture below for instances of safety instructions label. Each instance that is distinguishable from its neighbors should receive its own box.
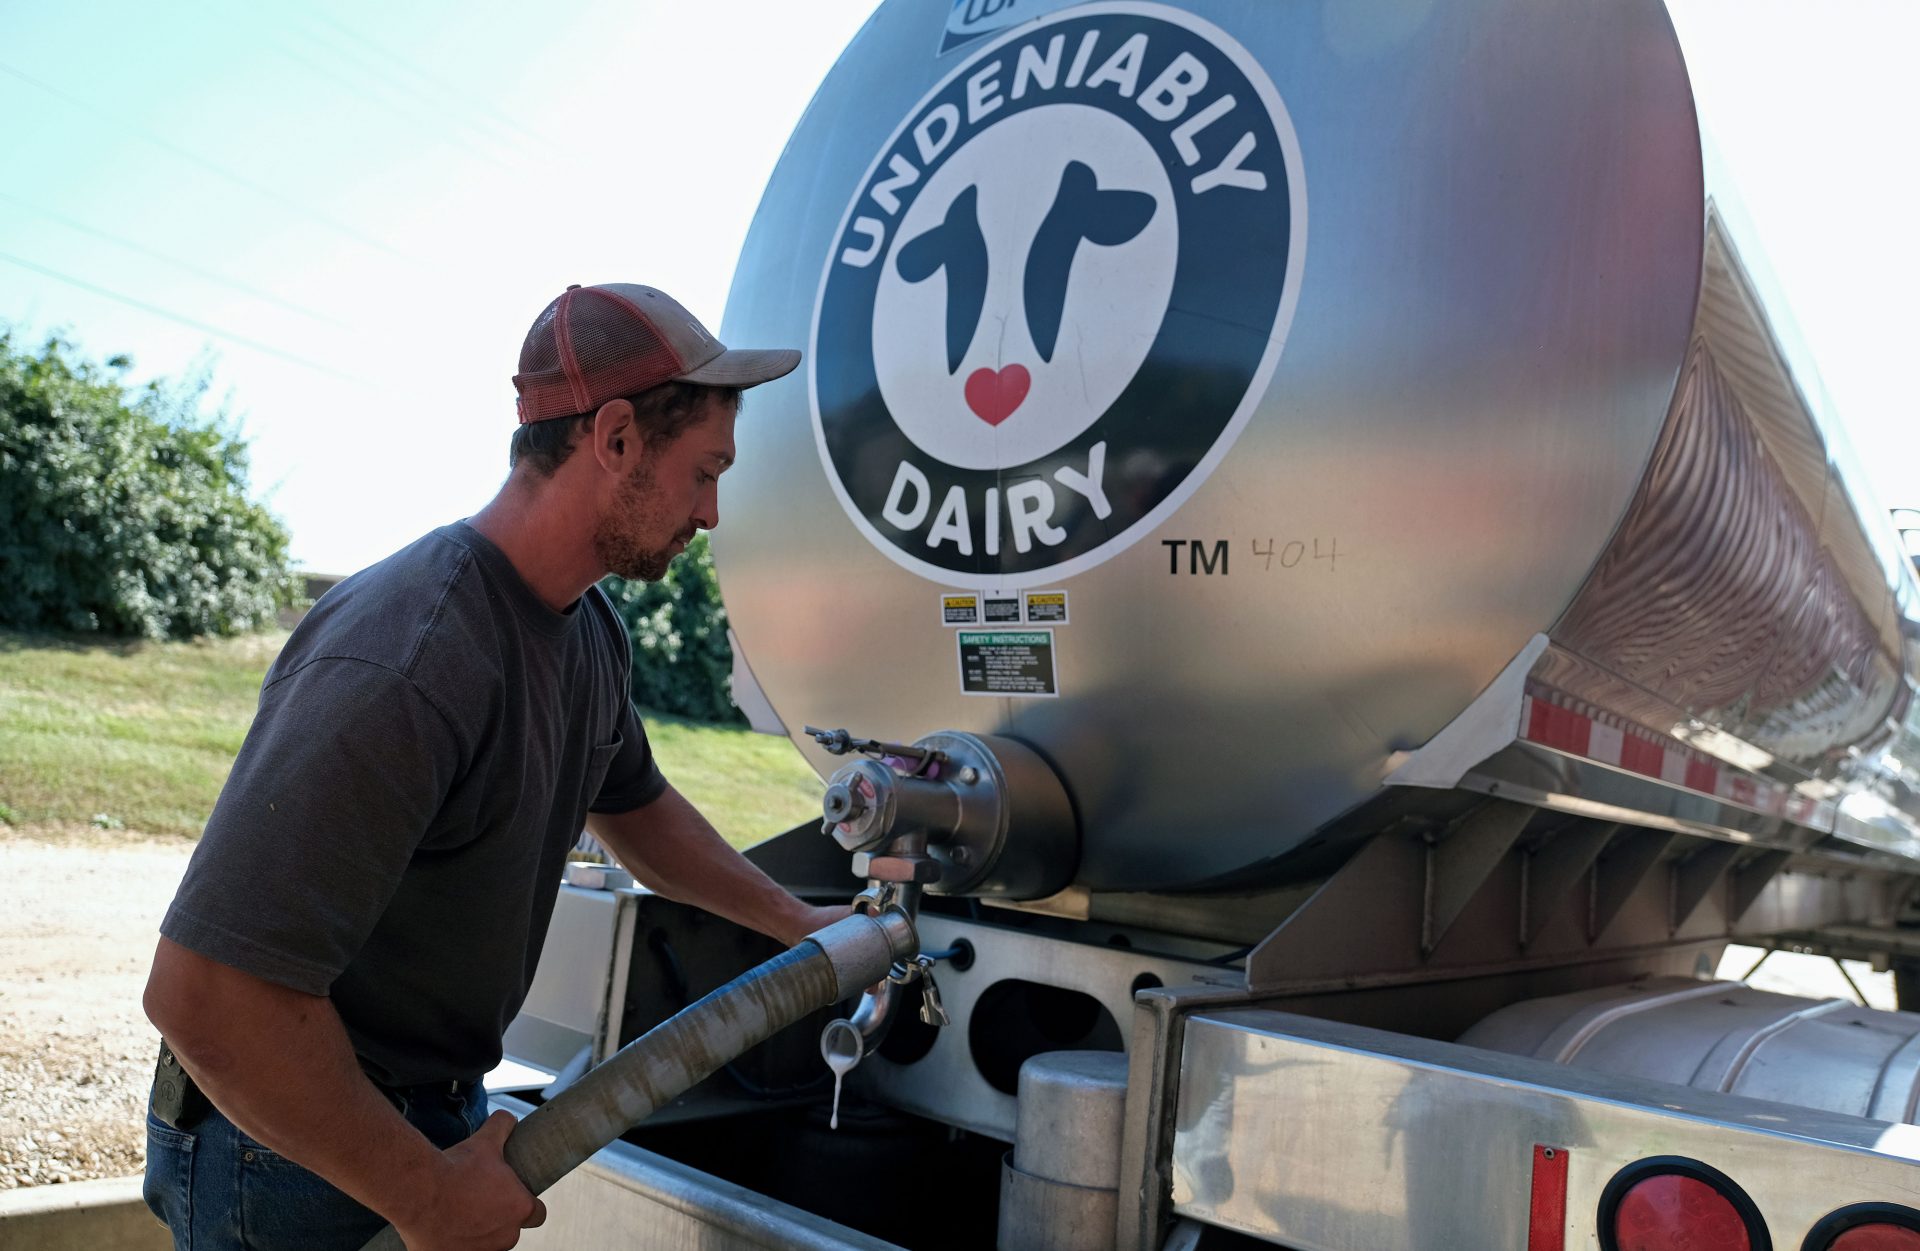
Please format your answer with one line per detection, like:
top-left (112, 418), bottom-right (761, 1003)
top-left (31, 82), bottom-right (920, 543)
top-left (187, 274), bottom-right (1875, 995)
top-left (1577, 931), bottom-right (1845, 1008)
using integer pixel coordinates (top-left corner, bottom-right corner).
top-left (940, 593), bottom-right (981, 625)
top-left (958, 631), bottom-right (1058, 697)
top-left (1023, 590), bottom-right (1068, 624)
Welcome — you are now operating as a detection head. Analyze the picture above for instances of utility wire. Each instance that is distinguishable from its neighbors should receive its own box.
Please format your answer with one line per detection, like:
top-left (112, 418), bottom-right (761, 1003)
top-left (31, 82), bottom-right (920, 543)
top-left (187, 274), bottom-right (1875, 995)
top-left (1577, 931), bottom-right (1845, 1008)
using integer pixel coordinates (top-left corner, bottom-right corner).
top-left (186, 0), bottom-right (526, 174)
top-left (282, 9), bottom-right (541, 166)
top-left (0, 190), bottom-right (347, 329)
top-left (307, 9), bottom-right (573, 157)
top-left (264, 35), bottom-right (521, 173)
top-left (0, 250), bottom-right (370, 387)
top-left (0, 60), bottom-right (418, 268)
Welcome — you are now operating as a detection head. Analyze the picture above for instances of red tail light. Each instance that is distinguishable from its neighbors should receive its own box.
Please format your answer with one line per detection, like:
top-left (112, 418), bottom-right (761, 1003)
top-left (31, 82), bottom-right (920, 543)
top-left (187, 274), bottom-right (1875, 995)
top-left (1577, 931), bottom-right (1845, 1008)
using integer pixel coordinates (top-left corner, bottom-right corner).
top-left (1827, 1230), bottom-right (1920, 1251)
top-left (1599, 1158), bottom-right (1769, 1251)
top-left (1615, 1175), bottom-right (1750, 1250)
top-left (1804, 1203), bottom-right (1920, 1251)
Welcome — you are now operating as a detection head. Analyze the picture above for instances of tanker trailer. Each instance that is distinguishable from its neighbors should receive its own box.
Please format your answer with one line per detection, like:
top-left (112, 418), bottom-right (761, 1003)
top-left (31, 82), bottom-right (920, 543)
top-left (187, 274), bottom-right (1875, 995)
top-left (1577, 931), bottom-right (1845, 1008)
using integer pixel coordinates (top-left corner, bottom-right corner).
top-left (494, 2), bottom-right (1920, 1248)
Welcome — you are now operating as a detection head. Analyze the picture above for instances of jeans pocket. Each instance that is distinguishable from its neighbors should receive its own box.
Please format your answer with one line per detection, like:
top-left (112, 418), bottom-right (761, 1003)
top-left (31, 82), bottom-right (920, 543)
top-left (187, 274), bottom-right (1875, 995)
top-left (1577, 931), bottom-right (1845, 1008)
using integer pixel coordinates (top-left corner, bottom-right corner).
top-left (238, 1144), bottom-right (385, 1251)
top-left (142, 1113), bottom-right (195, 1249)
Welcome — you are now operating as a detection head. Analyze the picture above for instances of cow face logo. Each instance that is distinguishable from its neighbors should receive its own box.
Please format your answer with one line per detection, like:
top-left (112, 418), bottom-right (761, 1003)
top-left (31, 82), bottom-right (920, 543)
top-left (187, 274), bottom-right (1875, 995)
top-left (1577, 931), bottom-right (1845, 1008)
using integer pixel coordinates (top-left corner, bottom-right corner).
top-left (811, 2), bottom-right (1305, 586)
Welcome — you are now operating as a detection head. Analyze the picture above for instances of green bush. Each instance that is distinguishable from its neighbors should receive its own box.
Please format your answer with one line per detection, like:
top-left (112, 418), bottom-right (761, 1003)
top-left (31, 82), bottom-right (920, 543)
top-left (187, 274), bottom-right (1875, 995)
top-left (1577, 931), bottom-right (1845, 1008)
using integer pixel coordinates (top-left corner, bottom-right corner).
top-left (601, 533), bottom-right (742, 724)
top-left (0, 332), bottom-right (299, 639)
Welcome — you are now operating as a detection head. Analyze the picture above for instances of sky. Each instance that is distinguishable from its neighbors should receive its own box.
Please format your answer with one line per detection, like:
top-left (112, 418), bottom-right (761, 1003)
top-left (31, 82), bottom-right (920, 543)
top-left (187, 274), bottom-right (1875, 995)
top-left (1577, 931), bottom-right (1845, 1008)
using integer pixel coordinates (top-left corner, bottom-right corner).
top-left (1, 0), bottom-right (1915, 575)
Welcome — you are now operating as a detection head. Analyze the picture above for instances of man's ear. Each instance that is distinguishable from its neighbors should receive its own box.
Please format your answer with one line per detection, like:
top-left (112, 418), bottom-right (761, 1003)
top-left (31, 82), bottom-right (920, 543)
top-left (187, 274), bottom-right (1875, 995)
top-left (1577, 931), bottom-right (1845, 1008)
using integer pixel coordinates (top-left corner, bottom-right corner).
top-left (590, 399), bottom-right (638, 473)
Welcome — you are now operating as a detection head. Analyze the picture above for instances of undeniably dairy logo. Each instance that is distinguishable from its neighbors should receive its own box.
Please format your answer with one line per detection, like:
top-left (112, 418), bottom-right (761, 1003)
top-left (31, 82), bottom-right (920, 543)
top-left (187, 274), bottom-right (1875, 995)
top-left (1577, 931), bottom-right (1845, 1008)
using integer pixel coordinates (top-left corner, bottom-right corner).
top-left (810, 2), bottom-right (1305, 586)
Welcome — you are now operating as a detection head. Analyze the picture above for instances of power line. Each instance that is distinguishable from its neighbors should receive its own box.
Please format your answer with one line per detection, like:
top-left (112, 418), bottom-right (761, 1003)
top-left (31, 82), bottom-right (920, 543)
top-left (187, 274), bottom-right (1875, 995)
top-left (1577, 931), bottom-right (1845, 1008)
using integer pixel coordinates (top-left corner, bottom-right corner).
top-left (0, 190), bottom-right (347, 329)
top-left (186, 0), bottom-right (528, 175)
top-left (306, 10), bottom-right (573, 158)
top-left (0, 60), bottom-right (419, 268)
top-left (283, 9), bottom-right (544, 166)
top-left (266, 35), bottom-right (521, 173)
top-left (0, 250), bottom-right (370, 387)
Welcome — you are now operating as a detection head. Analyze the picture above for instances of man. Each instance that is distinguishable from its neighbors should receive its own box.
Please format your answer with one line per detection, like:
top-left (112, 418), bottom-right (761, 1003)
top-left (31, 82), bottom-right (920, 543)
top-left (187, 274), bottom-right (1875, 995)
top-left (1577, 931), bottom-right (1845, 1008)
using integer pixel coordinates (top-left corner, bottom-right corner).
top-left (142, 283), bottom-right (844, 1251)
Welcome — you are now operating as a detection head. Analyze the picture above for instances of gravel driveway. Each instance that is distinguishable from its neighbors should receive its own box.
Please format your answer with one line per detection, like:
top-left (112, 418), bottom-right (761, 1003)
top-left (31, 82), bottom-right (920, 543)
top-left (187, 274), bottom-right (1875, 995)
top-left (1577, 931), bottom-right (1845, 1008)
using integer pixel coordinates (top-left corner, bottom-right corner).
top-left (0, 829), bottom-right (192, 1190)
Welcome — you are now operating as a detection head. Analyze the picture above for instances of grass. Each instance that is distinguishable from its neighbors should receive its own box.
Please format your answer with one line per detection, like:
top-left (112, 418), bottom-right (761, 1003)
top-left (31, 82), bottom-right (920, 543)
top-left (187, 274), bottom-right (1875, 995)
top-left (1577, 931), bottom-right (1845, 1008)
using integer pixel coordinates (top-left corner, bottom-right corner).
top-left (0, 630), bottom-right (282, 838)
top-left (0, 629), bottom-right (822, 848)
top-left (641, 711), bottom-right (823, 847)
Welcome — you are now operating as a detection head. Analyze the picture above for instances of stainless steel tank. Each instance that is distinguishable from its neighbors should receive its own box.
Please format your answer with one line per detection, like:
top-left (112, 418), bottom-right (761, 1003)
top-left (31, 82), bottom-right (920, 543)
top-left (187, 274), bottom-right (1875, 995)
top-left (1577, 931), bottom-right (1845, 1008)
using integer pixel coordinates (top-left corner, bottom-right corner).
top-left (713, 0), bottom-right (1920, 892)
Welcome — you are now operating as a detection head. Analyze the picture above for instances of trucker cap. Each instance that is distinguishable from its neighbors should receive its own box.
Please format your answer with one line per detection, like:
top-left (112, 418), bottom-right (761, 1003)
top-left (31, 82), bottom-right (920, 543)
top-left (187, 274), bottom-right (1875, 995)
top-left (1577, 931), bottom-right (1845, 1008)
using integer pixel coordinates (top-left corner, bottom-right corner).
top-left (512, 283), bottom-right (801, 425)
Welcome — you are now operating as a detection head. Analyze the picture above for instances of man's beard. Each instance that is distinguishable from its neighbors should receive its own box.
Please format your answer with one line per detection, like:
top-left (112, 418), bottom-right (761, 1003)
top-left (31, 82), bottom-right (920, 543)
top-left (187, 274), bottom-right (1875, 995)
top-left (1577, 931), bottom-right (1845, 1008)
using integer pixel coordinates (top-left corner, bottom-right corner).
top-left (594, 461), bottom-right (692, 583)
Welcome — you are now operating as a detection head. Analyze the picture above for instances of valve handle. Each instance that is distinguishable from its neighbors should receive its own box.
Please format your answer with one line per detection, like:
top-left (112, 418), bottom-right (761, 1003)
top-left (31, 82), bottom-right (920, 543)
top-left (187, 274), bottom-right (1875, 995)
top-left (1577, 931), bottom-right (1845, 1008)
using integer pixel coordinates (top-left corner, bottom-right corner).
top-left (918, 970), bottom-right (951, 1028)
top-left (822, 781), bottom-right (862, 825)
top-left (803, 725), bottom-right (945, 773)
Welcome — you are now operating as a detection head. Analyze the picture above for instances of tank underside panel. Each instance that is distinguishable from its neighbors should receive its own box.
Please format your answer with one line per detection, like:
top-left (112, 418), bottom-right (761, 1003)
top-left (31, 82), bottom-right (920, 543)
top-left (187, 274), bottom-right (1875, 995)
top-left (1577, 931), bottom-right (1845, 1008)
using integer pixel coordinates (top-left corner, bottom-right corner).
top-left (1461, 977), bottom-right (1920, 1124)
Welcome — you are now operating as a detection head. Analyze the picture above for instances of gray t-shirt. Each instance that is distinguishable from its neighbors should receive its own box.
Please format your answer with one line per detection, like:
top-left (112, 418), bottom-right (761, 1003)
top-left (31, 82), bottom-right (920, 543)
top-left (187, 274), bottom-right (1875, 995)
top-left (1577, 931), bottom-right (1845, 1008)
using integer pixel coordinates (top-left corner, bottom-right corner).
top-left (162, 521), bottom-right (666, 1087)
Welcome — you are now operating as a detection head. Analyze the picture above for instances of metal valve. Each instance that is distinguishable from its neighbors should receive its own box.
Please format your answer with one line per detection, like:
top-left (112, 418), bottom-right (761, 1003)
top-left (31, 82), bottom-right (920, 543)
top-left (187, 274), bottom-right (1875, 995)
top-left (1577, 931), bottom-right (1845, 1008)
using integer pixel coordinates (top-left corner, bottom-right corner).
top-left (820, 779), bottom-right (865, 833)
top-left (808, 726), bottom-right (1077, 901)
top-left (883, 953), bottom-right (953, 1028)
top-left (916, 962), bottom-right (951, 1028)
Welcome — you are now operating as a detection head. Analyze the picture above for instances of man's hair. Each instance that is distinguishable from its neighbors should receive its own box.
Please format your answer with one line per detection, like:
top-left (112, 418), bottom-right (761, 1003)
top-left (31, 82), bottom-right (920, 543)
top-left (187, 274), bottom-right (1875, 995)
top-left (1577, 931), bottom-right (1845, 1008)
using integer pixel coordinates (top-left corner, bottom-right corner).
top-left (508, 381), bottom-right (742, 477)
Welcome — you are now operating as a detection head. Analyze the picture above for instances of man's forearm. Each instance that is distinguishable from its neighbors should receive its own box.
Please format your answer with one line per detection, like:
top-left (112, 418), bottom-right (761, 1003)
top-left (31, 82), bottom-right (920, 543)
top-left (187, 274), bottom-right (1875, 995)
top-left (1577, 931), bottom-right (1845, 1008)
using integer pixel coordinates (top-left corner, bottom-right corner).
top-left (144, 937), bottom-right (446, 1228)
top-left (587, 787), bottom-right (820, 944)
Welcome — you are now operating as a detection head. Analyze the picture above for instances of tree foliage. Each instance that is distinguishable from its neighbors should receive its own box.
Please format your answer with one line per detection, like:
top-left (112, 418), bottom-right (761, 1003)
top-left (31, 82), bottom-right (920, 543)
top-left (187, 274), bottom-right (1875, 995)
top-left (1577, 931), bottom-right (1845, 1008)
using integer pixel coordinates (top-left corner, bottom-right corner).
top-left (0, 331), bottom-right (299, 639)
top-left (600, 533), bottom-right (742, 723)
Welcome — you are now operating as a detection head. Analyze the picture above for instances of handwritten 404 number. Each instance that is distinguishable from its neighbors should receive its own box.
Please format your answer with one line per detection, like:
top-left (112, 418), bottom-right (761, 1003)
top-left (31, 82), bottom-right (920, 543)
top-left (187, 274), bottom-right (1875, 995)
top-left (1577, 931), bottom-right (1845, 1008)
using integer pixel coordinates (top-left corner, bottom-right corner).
top-left (1160, 538), bottom-right (1342, 575)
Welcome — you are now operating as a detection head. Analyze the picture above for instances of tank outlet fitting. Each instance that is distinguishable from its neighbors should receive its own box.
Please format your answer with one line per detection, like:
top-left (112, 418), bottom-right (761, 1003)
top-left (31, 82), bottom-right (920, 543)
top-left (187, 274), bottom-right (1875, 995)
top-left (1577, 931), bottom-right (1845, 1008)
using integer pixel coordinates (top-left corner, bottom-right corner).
top-left (822, 758), bottom-right (958, 854)
top-left (816, 730), bottom-right (1078, 901)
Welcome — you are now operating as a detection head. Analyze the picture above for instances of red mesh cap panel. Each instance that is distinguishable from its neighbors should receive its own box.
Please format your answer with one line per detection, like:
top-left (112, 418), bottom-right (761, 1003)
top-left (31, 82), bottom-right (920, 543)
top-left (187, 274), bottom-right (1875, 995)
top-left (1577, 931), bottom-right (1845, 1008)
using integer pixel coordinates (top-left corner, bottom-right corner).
top-left (514, 287), bottom-right (684, 423)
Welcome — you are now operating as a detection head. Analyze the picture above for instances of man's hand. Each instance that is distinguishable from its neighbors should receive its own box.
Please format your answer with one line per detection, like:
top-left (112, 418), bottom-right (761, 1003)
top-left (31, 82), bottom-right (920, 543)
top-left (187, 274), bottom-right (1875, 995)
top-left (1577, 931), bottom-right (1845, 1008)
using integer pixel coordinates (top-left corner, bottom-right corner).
top-left (145, 938), bottom-right (530, 1246)
top-left (779, 902), bottom-right (857, 948)
top-left (393, 1112), bottom-right (544, 1251)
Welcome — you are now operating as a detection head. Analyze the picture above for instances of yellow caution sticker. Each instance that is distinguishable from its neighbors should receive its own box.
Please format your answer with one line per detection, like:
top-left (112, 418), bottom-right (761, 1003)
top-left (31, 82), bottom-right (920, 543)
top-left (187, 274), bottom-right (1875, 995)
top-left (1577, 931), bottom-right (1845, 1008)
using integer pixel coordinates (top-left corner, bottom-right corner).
top-left (940, 593), bottom-right (981, 626)
top-left (1023, 590), bottom-right (1068, 625)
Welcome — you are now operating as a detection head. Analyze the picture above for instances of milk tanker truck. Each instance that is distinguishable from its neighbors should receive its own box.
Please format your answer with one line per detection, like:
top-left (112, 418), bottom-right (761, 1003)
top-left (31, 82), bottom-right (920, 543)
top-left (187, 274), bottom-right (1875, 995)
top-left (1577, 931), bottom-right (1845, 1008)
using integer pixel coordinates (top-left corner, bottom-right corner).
top-left (491, 2), bottom-right (1920, 1248)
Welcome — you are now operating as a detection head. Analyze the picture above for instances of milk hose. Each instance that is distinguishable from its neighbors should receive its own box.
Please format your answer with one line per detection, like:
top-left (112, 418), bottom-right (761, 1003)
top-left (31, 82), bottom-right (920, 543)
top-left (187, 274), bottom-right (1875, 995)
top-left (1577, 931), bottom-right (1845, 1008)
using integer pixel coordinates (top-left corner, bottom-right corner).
top-left (358, 908), bottom-right (918, 1251)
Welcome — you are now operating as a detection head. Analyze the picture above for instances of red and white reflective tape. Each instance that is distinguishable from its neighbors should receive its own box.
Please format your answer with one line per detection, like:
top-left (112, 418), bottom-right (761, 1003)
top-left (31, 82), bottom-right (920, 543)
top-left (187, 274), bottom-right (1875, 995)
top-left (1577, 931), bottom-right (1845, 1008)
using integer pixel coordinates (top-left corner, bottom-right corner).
top-left (1519, 683), bottom-right (1831, 827)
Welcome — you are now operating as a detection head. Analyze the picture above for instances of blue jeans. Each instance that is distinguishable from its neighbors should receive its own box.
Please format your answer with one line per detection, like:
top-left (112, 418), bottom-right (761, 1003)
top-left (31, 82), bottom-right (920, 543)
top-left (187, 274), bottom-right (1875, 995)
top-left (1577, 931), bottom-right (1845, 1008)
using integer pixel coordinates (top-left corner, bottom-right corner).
top-left (143, 1080), bottom-right (488, 1250)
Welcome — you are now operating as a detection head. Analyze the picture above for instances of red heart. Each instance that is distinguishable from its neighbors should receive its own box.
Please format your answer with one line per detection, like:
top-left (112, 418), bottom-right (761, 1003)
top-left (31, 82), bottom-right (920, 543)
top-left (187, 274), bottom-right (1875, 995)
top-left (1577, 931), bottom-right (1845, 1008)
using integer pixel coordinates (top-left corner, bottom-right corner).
top-left (964, 364), bottom-right (1030, 426)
